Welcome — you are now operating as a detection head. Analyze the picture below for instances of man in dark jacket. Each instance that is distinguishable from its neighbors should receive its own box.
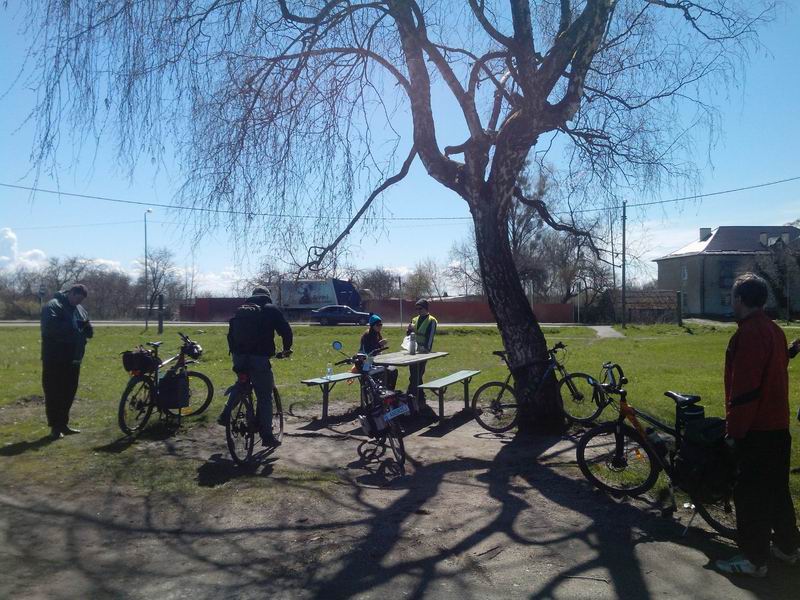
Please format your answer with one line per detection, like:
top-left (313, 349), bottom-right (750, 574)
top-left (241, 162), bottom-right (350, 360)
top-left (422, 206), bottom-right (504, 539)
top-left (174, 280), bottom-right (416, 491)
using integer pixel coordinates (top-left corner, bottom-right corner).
top-left (40, 284), bottom-right (93, 439)
top-left (220, 288), bottom-right (292, 446)
top-left (715, 273), bottom-right (800, 577)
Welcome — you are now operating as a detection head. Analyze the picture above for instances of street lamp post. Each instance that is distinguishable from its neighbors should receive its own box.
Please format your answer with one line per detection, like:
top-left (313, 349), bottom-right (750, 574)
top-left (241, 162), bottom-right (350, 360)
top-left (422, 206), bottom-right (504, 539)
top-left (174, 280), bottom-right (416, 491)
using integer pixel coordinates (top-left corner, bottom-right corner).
top-left (144, 209), bottom-right (153, 329)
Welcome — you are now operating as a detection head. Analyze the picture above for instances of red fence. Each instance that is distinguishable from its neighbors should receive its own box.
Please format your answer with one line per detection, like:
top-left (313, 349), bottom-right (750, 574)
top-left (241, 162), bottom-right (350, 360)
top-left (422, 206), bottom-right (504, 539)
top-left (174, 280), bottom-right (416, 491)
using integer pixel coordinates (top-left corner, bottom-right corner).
top-left (363, 299), bottom-right (573, 324)
top-left (179, 297), bottom-right (574, 324)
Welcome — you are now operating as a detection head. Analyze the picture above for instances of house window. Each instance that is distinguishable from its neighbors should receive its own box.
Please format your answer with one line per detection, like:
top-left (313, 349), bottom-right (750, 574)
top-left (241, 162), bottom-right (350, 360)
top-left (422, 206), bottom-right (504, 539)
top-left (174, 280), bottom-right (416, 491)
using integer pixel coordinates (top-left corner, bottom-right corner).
top-left (718, 260), bottom-right (735, 289)
top-left (721, 293), bottom-right (731, 306)
top-left (680, 265), bottom-right (688, 281)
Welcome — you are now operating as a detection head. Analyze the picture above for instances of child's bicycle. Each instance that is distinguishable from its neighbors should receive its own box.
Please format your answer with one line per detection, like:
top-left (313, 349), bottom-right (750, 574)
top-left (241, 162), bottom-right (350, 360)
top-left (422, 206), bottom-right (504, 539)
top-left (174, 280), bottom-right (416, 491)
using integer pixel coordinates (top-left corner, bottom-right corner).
top-left (471, 342), bottom-right (603, 432)
top-left (118, 332), bottom-right (213, 435)
top-left (224, 352), bottom-right (290, 466)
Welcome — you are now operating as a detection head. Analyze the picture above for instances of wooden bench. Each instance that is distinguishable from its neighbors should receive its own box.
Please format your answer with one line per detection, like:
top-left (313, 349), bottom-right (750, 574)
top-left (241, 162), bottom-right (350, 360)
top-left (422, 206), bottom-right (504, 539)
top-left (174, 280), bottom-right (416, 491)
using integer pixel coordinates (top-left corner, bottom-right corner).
top-left (301, 372), bottom-right (361, 420)
top-left (419, 370), bottom-right (481, 420)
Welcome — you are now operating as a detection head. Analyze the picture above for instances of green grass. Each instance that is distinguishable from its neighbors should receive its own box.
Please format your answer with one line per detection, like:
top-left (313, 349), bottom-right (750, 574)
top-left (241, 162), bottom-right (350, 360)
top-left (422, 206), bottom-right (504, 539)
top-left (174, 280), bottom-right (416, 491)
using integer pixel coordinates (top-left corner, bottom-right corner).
top-left (2, 324), bottom-right (799, 509)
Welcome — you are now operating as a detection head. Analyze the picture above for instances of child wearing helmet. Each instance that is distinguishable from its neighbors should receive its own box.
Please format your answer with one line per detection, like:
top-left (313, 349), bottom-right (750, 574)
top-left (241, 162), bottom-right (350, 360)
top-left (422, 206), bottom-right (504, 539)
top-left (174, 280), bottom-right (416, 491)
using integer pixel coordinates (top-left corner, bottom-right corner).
top-left (359, 314), bottom-right (398, 390)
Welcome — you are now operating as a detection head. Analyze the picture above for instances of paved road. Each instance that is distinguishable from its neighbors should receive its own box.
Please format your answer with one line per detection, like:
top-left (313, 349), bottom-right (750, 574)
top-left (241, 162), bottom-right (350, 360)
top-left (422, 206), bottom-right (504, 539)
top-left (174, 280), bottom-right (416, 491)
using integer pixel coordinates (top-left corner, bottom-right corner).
top-left (0, 320), bottom-right (585, 328)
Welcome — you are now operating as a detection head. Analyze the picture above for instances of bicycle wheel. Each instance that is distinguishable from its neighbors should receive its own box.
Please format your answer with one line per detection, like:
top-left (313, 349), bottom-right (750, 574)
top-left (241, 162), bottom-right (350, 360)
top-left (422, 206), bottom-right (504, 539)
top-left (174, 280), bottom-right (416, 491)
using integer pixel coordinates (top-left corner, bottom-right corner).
top-left (226, 390), bottom-right (255, 466)
top-left (471, 381), bottom-right (518, 433)
top-left (118, 376), bottom-right (154, 435)
top-left (386, 421), bottom-right (406, 474)
top-left (183, 371), bottom-right (214, 416)
top-left (560, 373), bottom-right (604, 424)
top-left (576, 422), bottom-right (659, 496)
top-left (272, 387), bottom-right (284, 443)
top-left (162, 371), bottom-right (214, 418)
top-left (693, 495), bottom-right (737, 540)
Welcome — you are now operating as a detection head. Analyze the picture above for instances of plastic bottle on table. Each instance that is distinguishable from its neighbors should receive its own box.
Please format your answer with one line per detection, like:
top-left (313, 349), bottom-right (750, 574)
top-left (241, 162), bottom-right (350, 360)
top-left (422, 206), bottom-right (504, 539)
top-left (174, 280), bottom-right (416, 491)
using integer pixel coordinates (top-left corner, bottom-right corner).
top-left (326, 363), bottom-right (333, 378)
top-left (409, 332), bottom-right (417, 355)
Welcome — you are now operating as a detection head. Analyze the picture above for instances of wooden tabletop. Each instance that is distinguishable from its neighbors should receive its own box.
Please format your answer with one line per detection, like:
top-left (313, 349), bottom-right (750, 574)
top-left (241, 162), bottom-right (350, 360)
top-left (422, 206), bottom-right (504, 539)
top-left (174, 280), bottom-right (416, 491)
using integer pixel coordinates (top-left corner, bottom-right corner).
top-left (373, 350), bottom-right (449, 367)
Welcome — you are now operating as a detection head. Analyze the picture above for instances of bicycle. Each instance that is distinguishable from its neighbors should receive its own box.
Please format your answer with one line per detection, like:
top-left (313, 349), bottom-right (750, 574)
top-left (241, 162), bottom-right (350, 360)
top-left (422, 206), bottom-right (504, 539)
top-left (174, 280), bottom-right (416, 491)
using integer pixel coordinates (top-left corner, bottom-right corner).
top-left (224, 351), bottom-right (289, 466)
top-left (118, 332), bottom-right (214, 435)
top-left (471, 342), bottom-right (602, 432)
top-left (575, 362), bottom-right (737, 539)
top-left (332, 341), bottom-right (409, 474)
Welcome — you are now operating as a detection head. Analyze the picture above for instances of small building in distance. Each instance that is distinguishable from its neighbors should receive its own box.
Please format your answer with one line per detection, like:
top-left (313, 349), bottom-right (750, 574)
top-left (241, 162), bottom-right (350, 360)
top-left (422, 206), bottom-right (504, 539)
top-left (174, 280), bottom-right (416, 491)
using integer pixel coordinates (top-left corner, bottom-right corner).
top-left (655, 226), bottom-right (800, 318)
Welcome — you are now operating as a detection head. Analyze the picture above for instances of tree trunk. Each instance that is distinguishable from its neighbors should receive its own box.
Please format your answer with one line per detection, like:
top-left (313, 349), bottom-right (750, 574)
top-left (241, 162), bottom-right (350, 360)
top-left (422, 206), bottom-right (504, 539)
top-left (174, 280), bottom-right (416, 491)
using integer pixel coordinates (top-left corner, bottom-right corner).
top-left (471, 197), bottom-right (566, 434)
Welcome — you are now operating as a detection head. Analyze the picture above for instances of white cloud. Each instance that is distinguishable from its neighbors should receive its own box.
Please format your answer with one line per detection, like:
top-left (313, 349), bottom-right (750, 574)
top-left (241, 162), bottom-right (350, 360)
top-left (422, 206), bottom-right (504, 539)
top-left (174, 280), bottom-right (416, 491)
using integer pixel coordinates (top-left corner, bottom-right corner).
top-left (190, 267), bottom-right (240, 295)
top-left (0, 228), bottom-right (48, 271)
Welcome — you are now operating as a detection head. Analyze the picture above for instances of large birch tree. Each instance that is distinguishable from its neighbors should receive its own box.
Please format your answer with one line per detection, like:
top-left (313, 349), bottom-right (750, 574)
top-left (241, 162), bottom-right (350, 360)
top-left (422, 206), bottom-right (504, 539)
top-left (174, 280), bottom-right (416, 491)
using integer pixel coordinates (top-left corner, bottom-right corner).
top-left (17, 1), bottom-right (767, 431)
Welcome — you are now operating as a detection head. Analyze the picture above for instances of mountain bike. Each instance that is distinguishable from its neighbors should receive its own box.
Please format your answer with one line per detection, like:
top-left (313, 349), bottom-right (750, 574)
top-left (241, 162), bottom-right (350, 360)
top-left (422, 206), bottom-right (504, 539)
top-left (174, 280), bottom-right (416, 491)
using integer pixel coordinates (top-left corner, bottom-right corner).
top-left (118, 333), bottom-right (214, 435)
top-left (471, 342), bottom-right (602, 432)
top-left (225, 352), bottom-right (289, 466)
top-left (575, 362), bottom-right (737, 539)
top-left (332, 341), bottom-right (409, 474)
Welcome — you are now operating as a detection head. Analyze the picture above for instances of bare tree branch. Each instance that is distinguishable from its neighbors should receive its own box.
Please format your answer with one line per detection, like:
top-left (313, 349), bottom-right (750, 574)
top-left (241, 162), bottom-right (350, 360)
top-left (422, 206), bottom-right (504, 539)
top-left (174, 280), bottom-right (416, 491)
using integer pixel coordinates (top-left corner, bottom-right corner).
top-left (301, 146), bottom-right (418, 273)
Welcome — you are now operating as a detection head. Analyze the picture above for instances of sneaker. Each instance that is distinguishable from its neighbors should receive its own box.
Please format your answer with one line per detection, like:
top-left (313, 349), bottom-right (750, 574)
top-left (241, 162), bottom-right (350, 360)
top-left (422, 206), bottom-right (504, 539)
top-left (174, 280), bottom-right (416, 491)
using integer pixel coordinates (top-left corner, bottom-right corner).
top-left (771, 545), bottom-right (800, 565)
top-left (715, 555), bottom-right (768, 578)
top-left (216, 413), bottom-right (227, 426)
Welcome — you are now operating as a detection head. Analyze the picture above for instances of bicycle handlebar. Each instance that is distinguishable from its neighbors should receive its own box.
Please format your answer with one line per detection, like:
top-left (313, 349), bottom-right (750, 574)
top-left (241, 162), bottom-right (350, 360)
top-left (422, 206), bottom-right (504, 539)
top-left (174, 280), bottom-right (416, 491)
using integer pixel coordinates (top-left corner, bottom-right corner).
top-left (333, 346), bottom-right (385, 366)
top-left (601, 362), bottom-right (627, 388)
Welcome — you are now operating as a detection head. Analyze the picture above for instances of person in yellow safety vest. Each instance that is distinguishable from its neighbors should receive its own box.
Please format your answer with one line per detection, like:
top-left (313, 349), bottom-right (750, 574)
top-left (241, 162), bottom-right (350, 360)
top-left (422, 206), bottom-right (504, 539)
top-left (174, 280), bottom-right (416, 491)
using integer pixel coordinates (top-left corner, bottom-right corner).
top-left (406, 298), bottom-right (437, 408)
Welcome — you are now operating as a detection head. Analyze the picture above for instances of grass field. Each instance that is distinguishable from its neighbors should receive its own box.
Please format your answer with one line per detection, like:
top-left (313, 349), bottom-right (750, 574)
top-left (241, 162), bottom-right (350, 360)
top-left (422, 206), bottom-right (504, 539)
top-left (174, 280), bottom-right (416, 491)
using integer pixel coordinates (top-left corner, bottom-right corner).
top-left (2, 323), bottom-right (799, 505)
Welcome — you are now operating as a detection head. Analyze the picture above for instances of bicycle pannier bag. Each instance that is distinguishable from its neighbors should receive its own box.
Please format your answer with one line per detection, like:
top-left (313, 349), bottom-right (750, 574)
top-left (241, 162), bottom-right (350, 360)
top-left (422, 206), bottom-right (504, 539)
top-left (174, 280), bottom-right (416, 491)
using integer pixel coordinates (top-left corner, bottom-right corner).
top-left (227, 302), bottom-right (263, 354)
top-left (157, 371), bottom-right (190, 410)
top-left (675, 417), bottom-right (734, 504)
top-left (121, 348), bottom-right (159, 373)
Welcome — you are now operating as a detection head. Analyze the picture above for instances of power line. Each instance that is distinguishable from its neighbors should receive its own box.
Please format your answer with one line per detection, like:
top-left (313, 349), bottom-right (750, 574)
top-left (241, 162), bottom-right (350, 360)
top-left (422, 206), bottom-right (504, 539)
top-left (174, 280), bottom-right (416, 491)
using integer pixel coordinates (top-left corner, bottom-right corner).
top-left (0, 182), bottom-right (467, 222)
top-left (578, 175), bottom-right (800, 214)
top-left (5, 220), bottom-right (141, 231)
top-left (2, 174), bottom-right (798, 222)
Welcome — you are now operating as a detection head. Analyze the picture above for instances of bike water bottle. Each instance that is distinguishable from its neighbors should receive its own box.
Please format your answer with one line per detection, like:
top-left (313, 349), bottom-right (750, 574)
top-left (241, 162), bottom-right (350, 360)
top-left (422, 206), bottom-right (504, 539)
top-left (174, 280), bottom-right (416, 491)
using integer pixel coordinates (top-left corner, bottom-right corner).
top-left (409, 332), bottom-right (417, 355)
top-left (326, 363), bottom-right (333, 378)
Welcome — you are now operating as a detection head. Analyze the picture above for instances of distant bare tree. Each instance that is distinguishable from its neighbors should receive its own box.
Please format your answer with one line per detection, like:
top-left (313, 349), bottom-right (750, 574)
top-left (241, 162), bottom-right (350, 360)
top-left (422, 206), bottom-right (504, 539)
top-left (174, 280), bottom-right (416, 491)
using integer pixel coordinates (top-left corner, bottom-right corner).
top-left (360, 267), bottom-right (398, 299)
top-left (446, 236), bottom-right (484, 297)
top-left (19, 0), bottom-right (769, 431)
top-left (404, 264), bottom-right (434, 302)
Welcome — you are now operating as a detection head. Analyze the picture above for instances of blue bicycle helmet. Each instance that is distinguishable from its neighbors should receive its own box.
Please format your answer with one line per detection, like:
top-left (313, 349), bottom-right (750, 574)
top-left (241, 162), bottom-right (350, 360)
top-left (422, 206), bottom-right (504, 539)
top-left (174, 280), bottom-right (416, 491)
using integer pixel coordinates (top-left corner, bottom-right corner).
top-left (369, 314), bottom-right (383, 326)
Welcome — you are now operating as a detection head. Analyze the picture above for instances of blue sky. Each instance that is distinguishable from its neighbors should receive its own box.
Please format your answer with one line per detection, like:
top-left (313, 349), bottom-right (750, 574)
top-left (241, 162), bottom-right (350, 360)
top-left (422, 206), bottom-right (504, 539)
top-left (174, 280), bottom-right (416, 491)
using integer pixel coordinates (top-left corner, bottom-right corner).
top-left (1, 5), bottom-right (798, 294)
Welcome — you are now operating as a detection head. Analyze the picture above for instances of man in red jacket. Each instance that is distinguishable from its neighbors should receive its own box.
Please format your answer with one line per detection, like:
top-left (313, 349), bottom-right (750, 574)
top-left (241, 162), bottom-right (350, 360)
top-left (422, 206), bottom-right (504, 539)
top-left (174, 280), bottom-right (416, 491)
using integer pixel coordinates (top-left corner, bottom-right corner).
top-left (716, 273), bottom-right (800, 577)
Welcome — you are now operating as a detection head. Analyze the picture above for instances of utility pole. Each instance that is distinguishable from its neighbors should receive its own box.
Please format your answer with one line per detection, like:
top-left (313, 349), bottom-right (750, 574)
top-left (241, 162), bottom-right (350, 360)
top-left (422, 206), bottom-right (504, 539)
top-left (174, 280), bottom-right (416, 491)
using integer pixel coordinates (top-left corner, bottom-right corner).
top-left (398, 276), bottom-right (403, 325)
top-left (144, 208), bottom-right (153, 329)
top-left (621, 200), bottom-right (627, 328)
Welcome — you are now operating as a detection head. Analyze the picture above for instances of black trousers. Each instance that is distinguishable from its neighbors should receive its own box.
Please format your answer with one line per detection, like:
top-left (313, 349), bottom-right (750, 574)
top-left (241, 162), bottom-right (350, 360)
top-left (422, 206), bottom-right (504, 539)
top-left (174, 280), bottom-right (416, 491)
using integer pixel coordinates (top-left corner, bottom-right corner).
top-left (408, 362), bottom-right (427, 403)
top-left (734, 429), bottom-right (800, 565)
top-left (42, 361), bottom-right (81, 430)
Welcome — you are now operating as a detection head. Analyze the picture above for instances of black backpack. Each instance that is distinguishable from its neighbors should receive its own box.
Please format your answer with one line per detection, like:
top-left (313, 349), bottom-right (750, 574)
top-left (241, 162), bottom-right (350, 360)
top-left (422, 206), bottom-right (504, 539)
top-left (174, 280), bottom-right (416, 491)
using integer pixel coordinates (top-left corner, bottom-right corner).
top-left (227, 302), bottom-right (263, 354)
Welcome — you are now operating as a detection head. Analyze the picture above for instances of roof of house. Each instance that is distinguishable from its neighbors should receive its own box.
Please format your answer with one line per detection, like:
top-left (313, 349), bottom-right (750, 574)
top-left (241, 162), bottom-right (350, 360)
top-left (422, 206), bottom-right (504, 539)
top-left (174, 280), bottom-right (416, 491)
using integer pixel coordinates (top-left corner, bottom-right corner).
top-left (655, 225), bottom-right (800, 261)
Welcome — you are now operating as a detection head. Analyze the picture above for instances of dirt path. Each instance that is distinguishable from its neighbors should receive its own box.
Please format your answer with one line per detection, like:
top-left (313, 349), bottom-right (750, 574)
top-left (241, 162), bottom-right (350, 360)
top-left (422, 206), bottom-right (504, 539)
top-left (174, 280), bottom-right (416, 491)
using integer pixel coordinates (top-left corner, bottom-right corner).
top-left (2, 402), bottom-right (798, 599)
top-left (589, 326), bottom-right (625, 339)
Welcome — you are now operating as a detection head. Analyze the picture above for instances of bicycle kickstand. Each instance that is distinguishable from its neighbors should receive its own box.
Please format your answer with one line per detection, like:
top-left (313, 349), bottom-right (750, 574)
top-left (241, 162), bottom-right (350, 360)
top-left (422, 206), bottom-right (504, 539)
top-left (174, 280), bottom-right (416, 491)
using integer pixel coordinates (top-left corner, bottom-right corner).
top-left (682, 496), bottom-right (699, 538)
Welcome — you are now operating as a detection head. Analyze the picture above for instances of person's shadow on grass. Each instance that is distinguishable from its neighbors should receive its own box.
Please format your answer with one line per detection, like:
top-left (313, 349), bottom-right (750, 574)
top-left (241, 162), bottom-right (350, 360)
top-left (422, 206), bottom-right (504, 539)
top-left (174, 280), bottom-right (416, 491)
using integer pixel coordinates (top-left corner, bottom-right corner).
top-left (0, 435), bottom-right (56, 457)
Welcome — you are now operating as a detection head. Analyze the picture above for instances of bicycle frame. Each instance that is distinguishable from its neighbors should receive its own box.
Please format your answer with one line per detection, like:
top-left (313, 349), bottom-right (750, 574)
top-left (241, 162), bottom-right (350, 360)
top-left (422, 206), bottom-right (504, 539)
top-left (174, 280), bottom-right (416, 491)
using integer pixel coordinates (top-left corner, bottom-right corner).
top-left (495, 346), bottom-right (565, 391)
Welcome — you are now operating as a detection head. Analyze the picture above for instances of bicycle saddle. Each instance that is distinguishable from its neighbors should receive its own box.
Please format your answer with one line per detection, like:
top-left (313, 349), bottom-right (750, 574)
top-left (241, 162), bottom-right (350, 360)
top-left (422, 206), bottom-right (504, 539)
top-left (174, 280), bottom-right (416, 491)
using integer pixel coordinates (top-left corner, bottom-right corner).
top-left (664, 391), bottom-right (701, 406)
top-left (492, 350), bottom-right (508, 358)
top-left (146, 341), bottom-right (163, 348)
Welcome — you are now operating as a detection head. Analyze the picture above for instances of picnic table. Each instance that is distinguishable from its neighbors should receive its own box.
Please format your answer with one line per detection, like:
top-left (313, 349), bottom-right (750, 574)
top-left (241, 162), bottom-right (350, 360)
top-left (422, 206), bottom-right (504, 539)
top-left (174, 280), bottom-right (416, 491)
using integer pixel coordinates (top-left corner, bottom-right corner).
top-left (301, 366), bottom-right (387, 421)
top-left (300, 371), bottom-right (360, 421)
top-left (373, 350), bottom-right (450, 416)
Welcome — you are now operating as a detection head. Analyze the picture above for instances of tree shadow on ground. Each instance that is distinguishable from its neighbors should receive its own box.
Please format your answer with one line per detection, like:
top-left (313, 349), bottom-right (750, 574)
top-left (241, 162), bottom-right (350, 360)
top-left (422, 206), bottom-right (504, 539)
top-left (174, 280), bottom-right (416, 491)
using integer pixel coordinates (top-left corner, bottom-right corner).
top-left (93, 421), bottom-right (180, 454)
top-left (196, 452), bottom-right (276, 486)
top-left (2, 433), bottom-right (799, 599)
